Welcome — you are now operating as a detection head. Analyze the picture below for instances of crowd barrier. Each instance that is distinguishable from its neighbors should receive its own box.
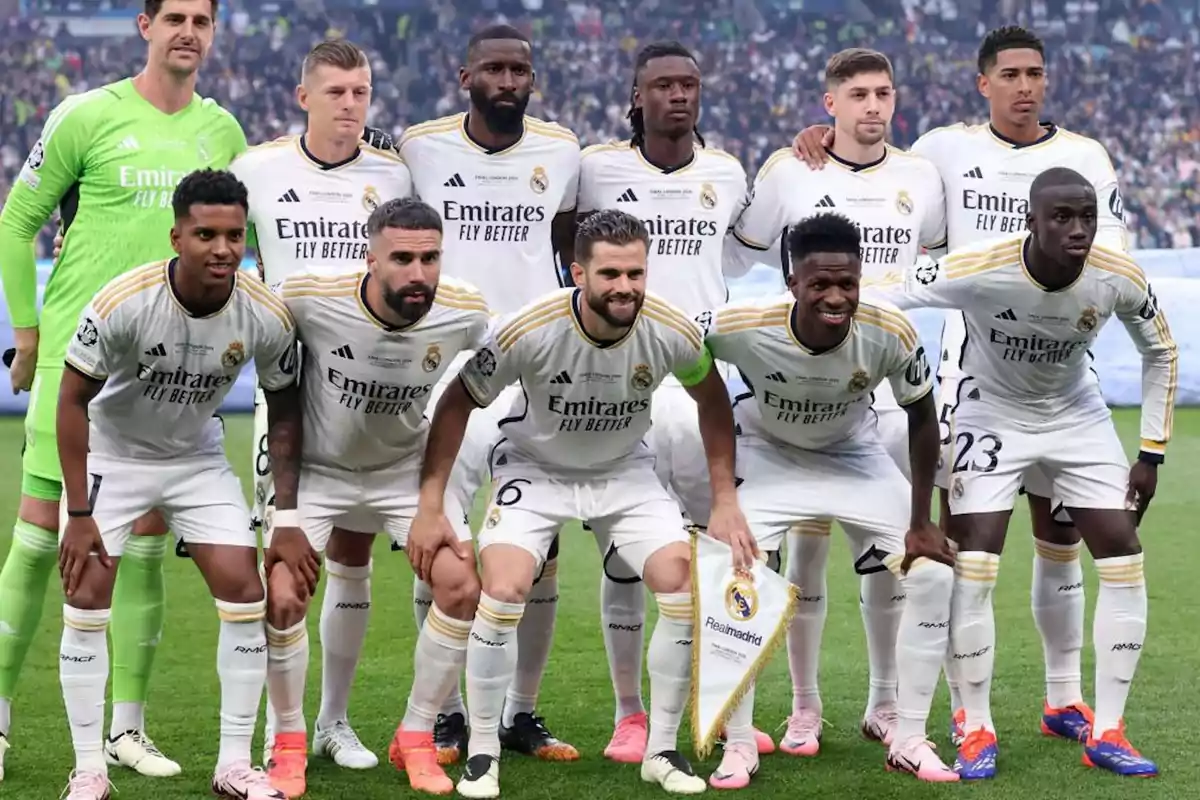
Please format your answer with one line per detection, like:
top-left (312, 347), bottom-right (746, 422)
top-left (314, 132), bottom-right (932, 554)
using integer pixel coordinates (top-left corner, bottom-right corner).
top-left (0, 248), bottom-right (1193, 415)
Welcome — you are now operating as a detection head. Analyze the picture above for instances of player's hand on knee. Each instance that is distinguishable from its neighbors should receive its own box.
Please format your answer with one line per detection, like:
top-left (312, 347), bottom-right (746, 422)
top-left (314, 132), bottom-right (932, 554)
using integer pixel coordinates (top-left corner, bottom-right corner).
top-left (407, 510), bottom-right (466, 583)
top-left (58, 516), bottom-right (110, 597)
top-left (901, 519), bottom-right (956, 575)
top-left (265, 526), bottom-right (320, 595)
top-left (791, 124), bottom-right (835, 170)
top-left (707, 501), bottom-right (759, 572)
top-left (1126, 461), bottom-right (1158, 524)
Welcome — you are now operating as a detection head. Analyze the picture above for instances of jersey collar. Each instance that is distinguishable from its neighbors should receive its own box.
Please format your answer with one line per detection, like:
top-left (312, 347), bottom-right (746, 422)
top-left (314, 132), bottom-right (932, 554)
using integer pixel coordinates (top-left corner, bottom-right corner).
top-left (569, 288), bottom-right (638, 349)
top-left (166, 258), bottom-right (236, 318)
top-left (298, 134), bottom-right (362, 171)
top-left (987, 121), bottom-right (1058, 149)
top-left (634, 141), bottom-right (696, 174)
top-left (825, 146), bottom-right (888, 173)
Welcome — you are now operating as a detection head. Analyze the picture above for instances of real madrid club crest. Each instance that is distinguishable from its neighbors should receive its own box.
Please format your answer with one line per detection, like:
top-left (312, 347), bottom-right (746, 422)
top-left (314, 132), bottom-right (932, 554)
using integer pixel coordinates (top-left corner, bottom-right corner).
top-left (896, 190), bottom-right (914, 216)
top-left (362, 185), bottom-right (381, 213)
top-left (631, 363), bottom-right (653, 391)
top-left (700, 182), bottom-right (718, 210)
top-left (422, 343), bottom-right (442, 373)
top-left (725, 576), bottom-right (758, 621)
top-left (485, 507), bottom-right (501, 529)
top-left (951, 476), bottom-right (965, 499)
top-left (530, 166), bottom-right (549, 194)
top-left (1077, 306), bottom-right (1098, 333)
top-left (847, 369), bottom-right (870, 394)
top-left (221, 341), bottom-right (246, 368)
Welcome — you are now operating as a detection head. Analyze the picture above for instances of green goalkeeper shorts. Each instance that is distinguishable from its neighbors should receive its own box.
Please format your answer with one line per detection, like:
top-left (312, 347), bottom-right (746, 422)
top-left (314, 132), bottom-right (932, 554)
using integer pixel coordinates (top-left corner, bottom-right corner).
top-left (21, 367), bottom-right (64, 500)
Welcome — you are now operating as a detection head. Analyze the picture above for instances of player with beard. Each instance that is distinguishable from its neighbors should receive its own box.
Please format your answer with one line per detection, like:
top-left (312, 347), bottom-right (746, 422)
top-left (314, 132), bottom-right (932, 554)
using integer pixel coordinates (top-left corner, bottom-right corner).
top-left (0, 0), bottom-right (246, 780)
top-left (789, 26), bottom-right (1129, 752)
top-left (574, 40), bottom-right (766, 761)
top-left (865, 168), bottom-right (1172, 778)
top-left (409, 209), bottom-right (752, 797)
top-left (265, 199), bottom-right (489, 797)
top-left (396, 24), bottom-right (582, 767)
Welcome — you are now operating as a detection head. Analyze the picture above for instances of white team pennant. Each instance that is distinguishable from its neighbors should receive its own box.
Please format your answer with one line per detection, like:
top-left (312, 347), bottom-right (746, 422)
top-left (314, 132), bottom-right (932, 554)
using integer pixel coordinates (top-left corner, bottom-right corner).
top-left (689, 533), bottom-right (797, 758)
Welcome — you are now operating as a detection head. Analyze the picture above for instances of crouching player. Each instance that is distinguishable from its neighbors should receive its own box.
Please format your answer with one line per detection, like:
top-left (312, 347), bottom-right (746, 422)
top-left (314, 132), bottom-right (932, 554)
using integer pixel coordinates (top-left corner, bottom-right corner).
top-left (55, 170), bottom-right (293, 800)
top-left (264, 198), bottom-right (490, 797)
top-left (700, 213), bottom-right (958, 786)
top-left (409, 209), bottom-right (756, 798)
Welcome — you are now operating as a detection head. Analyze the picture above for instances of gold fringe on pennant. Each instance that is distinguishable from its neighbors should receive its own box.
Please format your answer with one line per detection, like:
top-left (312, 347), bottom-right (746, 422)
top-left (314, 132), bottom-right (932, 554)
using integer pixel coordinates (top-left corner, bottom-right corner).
top-left (689, 534), bottom-right (801, 759)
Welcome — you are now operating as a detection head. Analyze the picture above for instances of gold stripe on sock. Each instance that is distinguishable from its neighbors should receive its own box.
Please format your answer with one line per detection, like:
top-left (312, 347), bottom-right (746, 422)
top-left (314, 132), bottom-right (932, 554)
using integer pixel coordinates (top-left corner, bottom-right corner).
top-left (477, 603), bottom-right (523, 629)
top-left (1034, 540), bottom-right (1081, 562)
top-left (218, 608), bottom-right (266, 623)
top-left (267, 625), bottom-right (307, 648)
top-left (1096, 562), bottom-right (1145, 584)
top-left (657, 603), bottom-right (693, 620)
top-left (427, 608), bottom-right (473, 641)
top-left (64, 615), bottom-right (109, 632)
top-left (954, 555), bottom-right (1000, 582)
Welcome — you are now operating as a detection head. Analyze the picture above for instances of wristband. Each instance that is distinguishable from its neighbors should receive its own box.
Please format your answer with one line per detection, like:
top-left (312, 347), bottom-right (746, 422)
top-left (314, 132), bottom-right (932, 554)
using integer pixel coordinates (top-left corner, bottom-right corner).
top-left (67, 509), bottom-right (92, 518)
top-left (1137, 450), bottom-right (1164, 466)
top-left (273, 509), bottom-right (299, 528)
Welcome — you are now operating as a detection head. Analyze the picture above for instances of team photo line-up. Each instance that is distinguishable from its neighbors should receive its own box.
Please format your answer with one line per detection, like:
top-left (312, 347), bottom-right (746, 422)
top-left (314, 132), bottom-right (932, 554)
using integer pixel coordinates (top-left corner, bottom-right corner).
top-left (0, 1), bottom-right (1174, 798)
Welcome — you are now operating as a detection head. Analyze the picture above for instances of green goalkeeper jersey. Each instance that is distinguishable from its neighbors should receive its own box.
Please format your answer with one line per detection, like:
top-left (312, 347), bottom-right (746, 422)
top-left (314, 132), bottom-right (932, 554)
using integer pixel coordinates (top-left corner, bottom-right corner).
top-left (0, 78), bottom-right (247, 365)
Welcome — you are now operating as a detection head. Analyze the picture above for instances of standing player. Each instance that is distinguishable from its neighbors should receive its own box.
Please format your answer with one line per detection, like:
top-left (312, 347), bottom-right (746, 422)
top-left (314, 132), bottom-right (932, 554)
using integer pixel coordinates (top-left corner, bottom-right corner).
top-left (409, 209), bottom-right (754, 797)
top-left (574, 40), bottom-right (758, 761)
top-left (791, 26), bottom-right (1130, 746)
top-left (396, 24), bottom-right (581, 765)
top-left (867, 168), bottom-right (1173, 778)
top-left (56, 170), bottom-right (294, 800)
top-left (702, 213), bottom-right (957, 785)
top-left (263, 199), bottom-right (487, 797)
top-left (730, 48), bottom-right (946, 757)
top-left (0, 0), bottom-right (246, 779)
top-left (229, 38), bottom-right (413, 775)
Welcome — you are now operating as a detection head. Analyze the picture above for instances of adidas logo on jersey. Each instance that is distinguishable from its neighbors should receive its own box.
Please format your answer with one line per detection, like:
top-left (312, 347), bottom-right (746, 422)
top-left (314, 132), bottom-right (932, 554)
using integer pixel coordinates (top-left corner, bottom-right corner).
top-left (116, 136), bottom-right (139, 151)
top-left (443, 173), bottom-right (466, 187)
top-left (550, 370), bottom-right (572, 385)
top-left (765, 371), bottom-right (787, 383)
top-left (963, 167), bottom-right (984, 179)
top-left (278, 189), bottom-right (300, 203)
top-left (816, 195), bottom-right (836, 208)
top-left (331, 344), bottom-right (355, 359)
top-left (144, 343), bottom-right (166, 357)
top-left (994, 309), bottom-right (1018, 321)
top-left (617, 188), bottom-right (639, 203)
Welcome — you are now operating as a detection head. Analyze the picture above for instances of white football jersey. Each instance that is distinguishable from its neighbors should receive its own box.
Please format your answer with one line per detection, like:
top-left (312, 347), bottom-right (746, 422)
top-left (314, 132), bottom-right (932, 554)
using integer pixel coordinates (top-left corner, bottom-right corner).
top-left (865, 235), bottom-right (1176, 453)
top-left (459, 288), bottom-right (709, 473)
top-left (910, 123), bottom-right (1128, 251)
top-left (577, 141), bottom-right (748, 316)
top-left (731, 145), bottom-right (946, 277)
top-left (281, 271), bottom-right (489, 471)
top-left (65, 259), bottom-right (296, 460)
top-left (702, 295), bottom-right (932, 451)
top-left (398, 113), bottom-right (581, 314)
top-left (229, 136), bottom-right (413, 287)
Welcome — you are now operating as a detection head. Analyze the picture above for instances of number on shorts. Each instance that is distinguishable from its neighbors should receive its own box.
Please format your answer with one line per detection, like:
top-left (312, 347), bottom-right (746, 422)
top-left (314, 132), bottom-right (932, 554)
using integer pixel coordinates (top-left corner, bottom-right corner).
top-left (951, 431), bottom-right (1003, 474)
top-left (494, 478), bottom-right (531, 507)
top-left (255, 434), bottom-right (270, 477)
top-left (938, 404), bottom-right (953, 446)
top-left (87, 473), bottom-right (102, 511)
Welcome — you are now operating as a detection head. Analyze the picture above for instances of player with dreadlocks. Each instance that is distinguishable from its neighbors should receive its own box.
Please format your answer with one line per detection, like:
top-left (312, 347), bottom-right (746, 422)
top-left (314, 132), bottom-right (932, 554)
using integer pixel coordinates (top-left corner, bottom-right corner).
top-left (575, 40), bottom-right (769, 764)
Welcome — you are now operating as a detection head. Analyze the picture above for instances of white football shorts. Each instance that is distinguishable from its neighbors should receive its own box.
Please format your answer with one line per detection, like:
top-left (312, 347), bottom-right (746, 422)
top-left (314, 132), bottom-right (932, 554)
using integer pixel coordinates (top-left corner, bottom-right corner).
top-left (478, 440), bottom-right (689, 578)
top-left (945, 379), bottom-right (1130, 516)
top-left (270, 459), bottom-right (472, 553)
top-left (66, 452), bottom-right (253, 557)
top-left (736, 432), bottom-right (907, 573)
top-left (251, 383), bottom-right (273, 529)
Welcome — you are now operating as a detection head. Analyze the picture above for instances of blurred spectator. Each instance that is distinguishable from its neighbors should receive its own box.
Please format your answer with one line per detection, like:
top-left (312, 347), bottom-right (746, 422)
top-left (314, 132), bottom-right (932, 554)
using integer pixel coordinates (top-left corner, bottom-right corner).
top-left (2, 0), bottom-right (1197, 254)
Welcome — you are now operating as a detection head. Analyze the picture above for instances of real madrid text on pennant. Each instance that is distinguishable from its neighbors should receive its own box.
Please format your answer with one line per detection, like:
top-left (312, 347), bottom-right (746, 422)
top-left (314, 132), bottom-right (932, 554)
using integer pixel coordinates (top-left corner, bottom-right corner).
top-left (690, 534), bottom-right (798, 757)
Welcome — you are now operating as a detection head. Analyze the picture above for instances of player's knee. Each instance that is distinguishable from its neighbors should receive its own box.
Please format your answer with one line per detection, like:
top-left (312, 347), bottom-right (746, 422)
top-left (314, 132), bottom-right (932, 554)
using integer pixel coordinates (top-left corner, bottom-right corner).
top-left (131, 510), bottom-right (168, 536)
top-left (481, 573), bottom-right (529, 605)
top-left (432, 568), bottom-right (480, 620)
top-left (642, 542), bottom-right (691, 595)
top-left (327, 528), bottom-right (373, 567)
top-left (17, 494), bottom-right (58, 531)
top-left (266, 566), bottom-right (310, 627)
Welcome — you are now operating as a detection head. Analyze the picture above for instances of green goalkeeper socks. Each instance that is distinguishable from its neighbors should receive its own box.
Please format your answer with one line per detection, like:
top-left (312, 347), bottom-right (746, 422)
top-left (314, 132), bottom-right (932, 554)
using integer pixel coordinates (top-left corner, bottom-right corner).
top-left (111, 535), bottom-right (167, 710)
top-left (0, 521), bottom-right (58, 717)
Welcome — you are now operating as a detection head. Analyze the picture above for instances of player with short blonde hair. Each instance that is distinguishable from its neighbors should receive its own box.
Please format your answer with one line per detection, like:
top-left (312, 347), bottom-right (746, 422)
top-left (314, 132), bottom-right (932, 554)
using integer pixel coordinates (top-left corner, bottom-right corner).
top-left (55, 169), bottom-right (294, 800)
top-left (409, 209), bottom-right (754, 797)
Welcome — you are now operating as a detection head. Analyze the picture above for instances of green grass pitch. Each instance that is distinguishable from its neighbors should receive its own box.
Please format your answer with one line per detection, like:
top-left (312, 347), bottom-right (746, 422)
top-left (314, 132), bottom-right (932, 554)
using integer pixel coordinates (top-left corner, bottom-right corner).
top-left (0, 410), bottom-right (1193, 799)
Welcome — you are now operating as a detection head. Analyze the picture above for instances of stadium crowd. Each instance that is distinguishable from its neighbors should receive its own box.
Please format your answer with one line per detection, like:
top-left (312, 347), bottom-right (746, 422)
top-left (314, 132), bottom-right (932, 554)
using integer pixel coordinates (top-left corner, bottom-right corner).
top-left (0, 0), bottom-right (1197, 255)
